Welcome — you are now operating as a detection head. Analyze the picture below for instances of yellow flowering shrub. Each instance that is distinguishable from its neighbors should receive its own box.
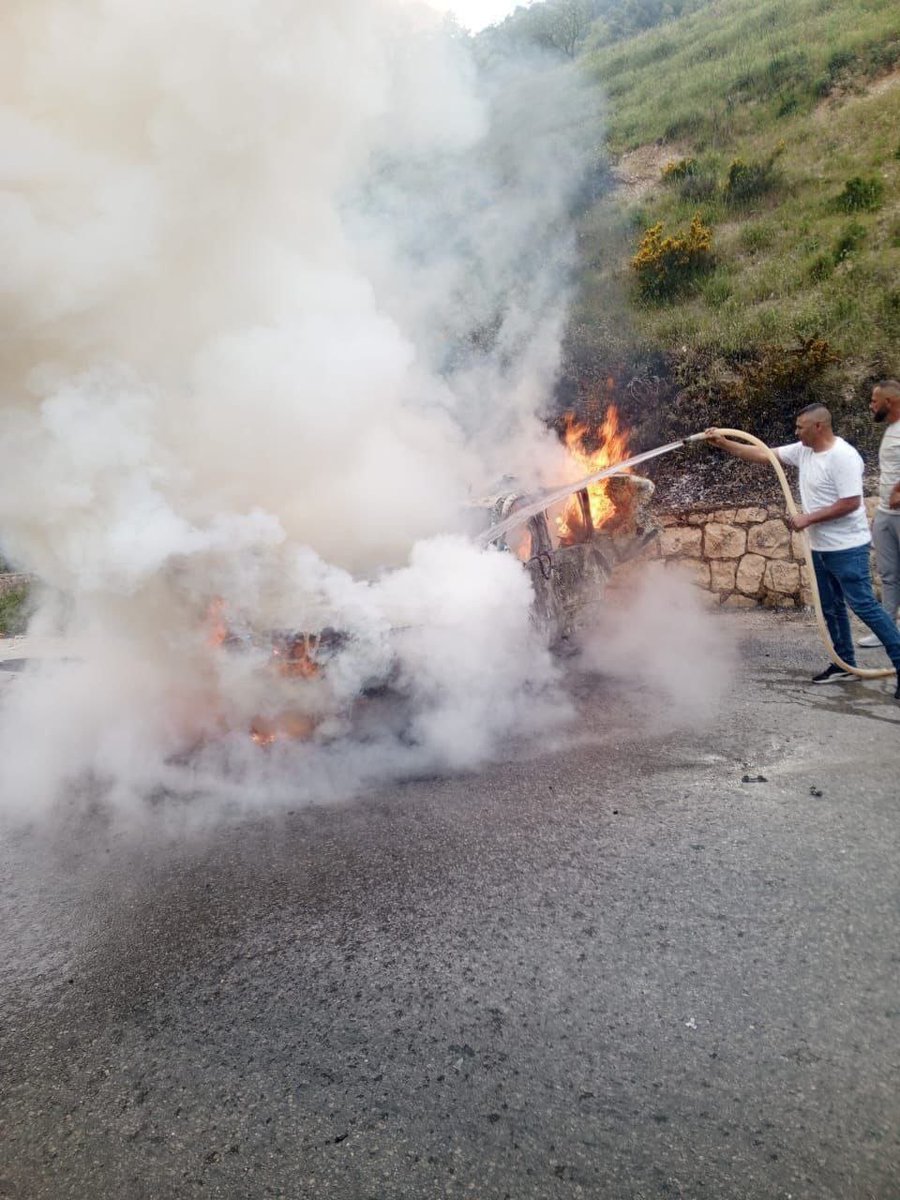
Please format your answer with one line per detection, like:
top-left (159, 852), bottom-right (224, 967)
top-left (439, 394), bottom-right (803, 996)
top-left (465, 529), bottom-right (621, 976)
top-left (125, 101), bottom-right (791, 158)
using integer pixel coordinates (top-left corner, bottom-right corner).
top-left (631, 214), bottom-right (714, 300)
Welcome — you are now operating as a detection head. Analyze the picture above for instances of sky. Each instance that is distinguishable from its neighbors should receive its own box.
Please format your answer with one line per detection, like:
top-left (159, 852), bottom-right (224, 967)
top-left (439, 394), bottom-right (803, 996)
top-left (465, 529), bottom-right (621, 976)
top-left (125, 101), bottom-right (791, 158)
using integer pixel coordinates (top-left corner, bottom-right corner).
top-left (424, 0), bottom-right (523, 31)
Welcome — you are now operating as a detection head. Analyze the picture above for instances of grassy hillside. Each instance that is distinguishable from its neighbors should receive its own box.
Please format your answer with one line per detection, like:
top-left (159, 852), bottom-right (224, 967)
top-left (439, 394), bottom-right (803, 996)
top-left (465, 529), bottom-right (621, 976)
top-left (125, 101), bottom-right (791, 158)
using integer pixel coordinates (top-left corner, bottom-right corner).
top-left (587, 0), bottom-right (899, 151)
top-left (550, 0), bottom-right (900, 476)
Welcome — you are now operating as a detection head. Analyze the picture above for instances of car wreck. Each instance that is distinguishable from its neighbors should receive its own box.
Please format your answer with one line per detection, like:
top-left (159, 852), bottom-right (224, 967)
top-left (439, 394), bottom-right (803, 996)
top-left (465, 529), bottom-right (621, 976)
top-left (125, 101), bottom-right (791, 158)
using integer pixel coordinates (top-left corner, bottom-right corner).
top-left (203, 463), bottom-right (661, 746)
top-left (478, 470), bottom-right (659, 645)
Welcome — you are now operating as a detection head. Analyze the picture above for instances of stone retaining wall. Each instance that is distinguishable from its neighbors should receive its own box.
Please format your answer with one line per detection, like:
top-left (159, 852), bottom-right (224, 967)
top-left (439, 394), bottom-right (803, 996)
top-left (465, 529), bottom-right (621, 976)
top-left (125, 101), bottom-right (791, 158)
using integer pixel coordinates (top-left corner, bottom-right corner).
top-left (652, 498), bottom-right (880, 608)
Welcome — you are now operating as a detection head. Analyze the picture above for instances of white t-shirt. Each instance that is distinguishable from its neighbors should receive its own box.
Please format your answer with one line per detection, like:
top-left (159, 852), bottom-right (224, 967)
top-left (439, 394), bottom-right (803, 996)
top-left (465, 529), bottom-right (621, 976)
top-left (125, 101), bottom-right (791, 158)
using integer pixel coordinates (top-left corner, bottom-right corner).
top-left (878, 419), bottom-right (900, 513)
top-left (776, 437), bottom-right (870, 551)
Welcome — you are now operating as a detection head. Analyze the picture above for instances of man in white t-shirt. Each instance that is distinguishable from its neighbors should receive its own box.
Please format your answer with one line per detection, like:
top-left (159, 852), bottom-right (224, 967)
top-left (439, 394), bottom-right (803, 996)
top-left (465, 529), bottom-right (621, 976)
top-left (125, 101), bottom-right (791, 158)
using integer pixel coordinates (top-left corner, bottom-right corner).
top-left (706, 404), bottom-right (900, 697)
top-left (858, 379), bottom-right (900, 648)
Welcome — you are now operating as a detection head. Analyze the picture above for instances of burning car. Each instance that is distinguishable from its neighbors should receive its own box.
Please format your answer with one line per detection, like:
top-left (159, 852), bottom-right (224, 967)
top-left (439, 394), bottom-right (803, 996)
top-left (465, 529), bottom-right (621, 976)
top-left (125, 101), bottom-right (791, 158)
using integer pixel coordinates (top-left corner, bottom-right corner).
top-left (205, 406), bottom-right (660, 745)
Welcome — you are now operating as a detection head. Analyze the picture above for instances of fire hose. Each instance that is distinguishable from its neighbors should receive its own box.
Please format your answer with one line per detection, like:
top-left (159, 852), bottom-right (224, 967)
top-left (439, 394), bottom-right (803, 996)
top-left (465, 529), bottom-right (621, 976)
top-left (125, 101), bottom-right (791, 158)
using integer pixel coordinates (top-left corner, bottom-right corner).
top-left (480, 428), bottom-right (893, 682)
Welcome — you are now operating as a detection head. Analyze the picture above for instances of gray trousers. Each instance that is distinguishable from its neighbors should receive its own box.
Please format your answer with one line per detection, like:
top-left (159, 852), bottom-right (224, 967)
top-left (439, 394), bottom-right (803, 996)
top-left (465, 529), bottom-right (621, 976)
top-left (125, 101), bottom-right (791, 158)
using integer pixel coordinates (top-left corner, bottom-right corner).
top-left (872, 509), bottom-right (900, 622)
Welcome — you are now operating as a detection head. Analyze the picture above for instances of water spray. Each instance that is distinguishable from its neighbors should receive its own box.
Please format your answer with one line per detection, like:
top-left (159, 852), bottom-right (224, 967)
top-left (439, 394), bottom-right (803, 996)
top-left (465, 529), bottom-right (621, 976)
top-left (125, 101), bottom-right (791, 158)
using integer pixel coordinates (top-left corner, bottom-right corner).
top-left (478, 432), bottom-right (709, 547)
top-left (482, 428), bottom-right (893, 683)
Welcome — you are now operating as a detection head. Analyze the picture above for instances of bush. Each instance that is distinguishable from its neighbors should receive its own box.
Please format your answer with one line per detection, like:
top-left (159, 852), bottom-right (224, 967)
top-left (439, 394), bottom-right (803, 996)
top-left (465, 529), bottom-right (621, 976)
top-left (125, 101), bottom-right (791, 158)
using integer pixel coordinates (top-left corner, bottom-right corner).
top-left (777, 92), bottom-right (800, 118)
top-left (723, 152), bottom-right (782, 206)
top-left (807, 253), bottom-right (834, 282)
top-left (678, 338), bottom-right (843, 444)
top-left (661, 157), bottom-right (698, 181)
top-left (679, 172), bottom-right (718, 202)
top-left (833, 220), bottom-right (866, 262)
top-left (631, 213), bottom-right (715, 300)
top-left (835, 175), bottom-right (884, 213)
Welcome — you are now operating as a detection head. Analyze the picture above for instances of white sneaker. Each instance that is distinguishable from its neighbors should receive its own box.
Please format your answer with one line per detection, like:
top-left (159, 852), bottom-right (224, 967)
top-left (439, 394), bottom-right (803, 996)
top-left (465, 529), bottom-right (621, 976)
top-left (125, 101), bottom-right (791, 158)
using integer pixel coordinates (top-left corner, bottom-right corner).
top-left (858, 632), bottom-right (882, 647)
top-left (858, 623), bottom-right (899, 648)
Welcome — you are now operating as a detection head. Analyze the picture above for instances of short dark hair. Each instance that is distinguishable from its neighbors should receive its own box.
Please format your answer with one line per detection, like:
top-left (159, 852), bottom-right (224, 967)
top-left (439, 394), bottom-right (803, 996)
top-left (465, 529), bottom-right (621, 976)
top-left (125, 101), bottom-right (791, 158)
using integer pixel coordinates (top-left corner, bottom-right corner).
top-left (796, 402), bottom-right (832, 422)
top-left (874, 379), bottom-right (900, 397)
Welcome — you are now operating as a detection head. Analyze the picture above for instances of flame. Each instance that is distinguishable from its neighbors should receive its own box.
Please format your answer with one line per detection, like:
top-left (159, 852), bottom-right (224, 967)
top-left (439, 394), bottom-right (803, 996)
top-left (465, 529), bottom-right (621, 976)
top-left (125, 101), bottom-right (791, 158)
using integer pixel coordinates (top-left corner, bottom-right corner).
top-left (203, 603), bottom-right (322, 745)
top-left (205, 596), bottom-right (229, 647)
top-left (271, 633), bottom-right (321, 680)
top-left (556, 404), bottom-right (630, 545)
top-left (250, 712), bottom-right (318, 746)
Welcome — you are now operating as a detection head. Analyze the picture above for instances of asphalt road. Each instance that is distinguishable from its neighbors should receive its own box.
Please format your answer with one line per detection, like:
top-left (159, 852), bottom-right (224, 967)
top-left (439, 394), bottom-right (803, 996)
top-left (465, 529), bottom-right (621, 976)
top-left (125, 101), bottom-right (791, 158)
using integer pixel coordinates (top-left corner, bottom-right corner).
top-left (1, 610), bottom-right (898, 1200)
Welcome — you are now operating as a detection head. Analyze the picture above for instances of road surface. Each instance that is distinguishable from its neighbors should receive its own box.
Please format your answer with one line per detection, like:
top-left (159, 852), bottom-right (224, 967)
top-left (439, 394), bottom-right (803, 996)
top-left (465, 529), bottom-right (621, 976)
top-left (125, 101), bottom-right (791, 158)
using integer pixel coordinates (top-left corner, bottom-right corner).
top-left (1, 610), bottom-right (898, 1199)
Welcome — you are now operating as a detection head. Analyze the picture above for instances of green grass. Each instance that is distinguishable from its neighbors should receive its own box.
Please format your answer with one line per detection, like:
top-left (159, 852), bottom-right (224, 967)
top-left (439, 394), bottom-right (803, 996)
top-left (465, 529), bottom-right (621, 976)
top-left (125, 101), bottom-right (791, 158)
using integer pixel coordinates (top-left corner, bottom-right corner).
top-left (585, 0), bottom-right (900, 152)
top-left (625, 79), bottom-right (900, 360)
top-left (569, 0), bottom-right (900, 398)
top-left (0, 585), bottom-right (29, 638)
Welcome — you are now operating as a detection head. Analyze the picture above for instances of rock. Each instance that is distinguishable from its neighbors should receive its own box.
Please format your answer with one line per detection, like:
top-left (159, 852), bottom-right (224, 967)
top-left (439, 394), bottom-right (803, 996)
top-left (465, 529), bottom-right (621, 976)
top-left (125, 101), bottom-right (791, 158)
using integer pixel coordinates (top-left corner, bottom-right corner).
top-left (658, 527), bottom-right (703, 557)
top-left (736, 553), bottom-right (766, 595)
top-left (722, 593), bottom-right (759, 609)
top-left (790, 531), bottom-right (807, 560)
top-left (734, 506), bottom-right (768, 524)
top-left (764, 560), bottom-right (800, 594)
top-left (747, 519), bottom-right (791, 559)
top-left (668, 557), bottom-right (710, 588)
top-left (703, 522), bottom-right (747, 559)
top-left (710, 560), bottom-right (737, 592)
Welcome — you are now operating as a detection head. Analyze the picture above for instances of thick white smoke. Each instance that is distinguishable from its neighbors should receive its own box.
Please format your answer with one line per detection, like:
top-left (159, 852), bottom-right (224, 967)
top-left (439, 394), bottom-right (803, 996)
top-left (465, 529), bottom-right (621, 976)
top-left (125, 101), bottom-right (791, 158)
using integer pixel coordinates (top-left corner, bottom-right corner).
top-left (0, 0), bottom-right (595, 817)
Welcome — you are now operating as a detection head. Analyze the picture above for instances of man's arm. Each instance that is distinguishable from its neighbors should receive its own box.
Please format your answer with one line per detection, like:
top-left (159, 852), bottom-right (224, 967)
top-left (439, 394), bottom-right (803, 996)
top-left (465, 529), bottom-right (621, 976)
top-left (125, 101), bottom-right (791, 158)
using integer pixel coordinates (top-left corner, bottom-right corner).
top-left (890, 481), bottom-right (900, 510)
top-left (704, 428), bottom-right (776, 466)
top-left (789, 496), bottom-right (861, 531)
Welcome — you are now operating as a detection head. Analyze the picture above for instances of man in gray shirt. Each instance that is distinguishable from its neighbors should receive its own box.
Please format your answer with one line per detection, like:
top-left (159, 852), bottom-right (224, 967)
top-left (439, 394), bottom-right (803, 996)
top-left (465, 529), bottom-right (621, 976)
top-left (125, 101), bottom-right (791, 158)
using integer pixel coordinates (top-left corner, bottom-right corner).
top-left (858, 379), bottom-right (900, 647)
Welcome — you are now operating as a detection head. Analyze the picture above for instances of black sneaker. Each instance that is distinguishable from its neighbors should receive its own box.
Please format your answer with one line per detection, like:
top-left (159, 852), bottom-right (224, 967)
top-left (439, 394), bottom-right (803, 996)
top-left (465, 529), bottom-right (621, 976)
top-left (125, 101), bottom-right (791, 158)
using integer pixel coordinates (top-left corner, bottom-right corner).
top-left (811, 663), bottom-right (856, 684)
top-left (894, 675), bottom-right (900, 702)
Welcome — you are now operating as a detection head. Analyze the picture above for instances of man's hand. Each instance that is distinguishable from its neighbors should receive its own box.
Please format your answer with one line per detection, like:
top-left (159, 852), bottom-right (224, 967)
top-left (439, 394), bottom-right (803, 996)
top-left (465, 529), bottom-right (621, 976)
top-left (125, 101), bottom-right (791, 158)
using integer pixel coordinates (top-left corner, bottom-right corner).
top-left (788, 512), bottom-right (811, 532)
top-left (703, 428), bottom-right (772, 465)
top-left (890, 483), bottom-right (900, 511)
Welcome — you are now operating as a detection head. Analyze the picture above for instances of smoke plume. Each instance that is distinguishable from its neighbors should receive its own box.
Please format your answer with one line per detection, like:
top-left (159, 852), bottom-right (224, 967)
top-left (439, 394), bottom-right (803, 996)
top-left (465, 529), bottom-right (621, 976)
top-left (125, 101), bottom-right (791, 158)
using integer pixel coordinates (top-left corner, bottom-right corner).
top-left (577, 564), bottom-right (737, 731)
top-left (0, 0), bottom-right (596, 818)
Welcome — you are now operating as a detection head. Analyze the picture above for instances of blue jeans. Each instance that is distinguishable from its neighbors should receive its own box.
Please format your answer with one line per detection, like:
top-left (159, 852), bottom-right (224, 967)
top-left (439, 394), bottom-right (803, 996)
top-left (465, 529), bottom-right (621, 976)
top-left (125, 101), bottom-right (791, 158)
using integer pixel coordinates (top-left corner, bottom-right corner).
top-left (812, 544), bottom-right (900, 671)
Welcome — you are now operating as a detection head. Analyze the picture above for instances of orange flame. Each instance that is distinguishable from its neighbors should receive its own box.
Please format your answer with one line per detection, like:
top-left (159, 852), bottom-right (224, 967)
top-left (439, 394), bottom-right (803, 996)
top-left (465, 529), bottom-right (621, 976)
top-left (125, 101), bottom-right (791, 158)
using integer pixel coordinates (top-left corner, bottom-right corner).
top-left (556, 404), bottom-right (630, 544)
top-left (205, 596), bottom-right (229, 647)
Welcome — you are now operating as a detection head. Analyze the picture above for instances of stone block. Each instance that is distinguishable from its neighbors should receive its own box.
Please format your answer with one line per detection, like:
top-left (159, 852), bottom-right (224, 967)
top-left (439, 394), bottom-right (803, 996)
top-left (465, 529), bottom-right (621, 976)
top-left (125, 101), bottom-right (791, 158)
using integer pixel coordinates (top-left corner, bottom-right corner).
top-left (710, 560), bottom-right (737, 592)
top-left (747, 518), bottom-right (791, 559)
top-left (736, 553), bottom-right (766, 595)
top-left (669, 557), bottom-right (710, 588)
top-left (762, 592), bottom-right (798, 609)
top-left (734, 507), bottom-right (768, 524)
top-left (704, 522), bottom-right (747, 559)
top-left (764, 560), bottom-right (801, 594)
top-left (658, 527), bottom-right (703, 558)
top-left (722, 592), bottom-right (759, 608)
top-left (790, 531), bottom-right (807, 561)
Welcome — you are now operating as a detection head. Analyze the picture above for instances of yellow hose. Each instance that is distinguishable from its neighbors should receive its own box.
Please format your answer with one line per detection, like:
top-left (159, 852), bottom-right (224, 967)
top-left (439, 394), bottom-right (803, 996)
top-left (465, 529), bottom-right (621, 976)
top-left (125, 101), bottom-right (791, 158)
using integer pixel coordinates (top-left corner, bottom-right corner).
top-left (712, 429), bottom-right (893, 680)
